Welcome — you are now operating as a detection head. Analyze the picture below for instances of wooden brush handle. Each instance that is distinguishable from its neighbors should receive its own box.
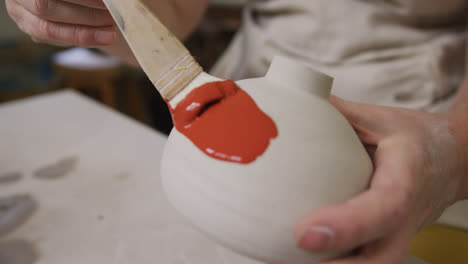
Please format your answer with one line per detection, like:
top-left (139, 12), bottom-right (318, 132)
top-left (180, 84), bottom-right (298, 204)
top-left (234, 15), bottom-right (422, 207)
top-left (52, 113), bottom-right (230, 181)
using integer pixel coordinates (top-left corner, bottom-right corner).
top-left (102, 0), bottom-right (203, 100)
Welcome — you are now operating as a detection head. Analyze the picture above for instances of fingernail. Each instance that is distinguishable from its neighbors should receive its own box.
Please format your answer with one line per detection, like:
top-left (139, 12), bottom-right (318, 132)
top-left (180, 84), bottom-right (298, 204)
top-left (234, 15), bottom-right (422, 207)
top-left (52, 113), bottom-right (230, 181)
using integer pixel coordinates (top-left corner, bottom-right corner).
top-left (95, 30), bottom-right (117, 45)
top-left (299, 226), bottom-right (334, 251)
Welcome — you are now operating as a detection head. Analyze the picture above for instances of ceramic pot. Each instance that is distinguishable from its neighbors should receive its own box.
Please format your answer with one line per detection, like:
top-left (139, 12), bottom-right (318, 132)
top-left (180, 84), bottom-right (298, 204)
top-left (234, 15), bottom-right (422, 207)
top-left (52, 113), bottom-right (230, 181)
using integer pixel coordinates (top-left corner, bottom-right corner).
top-left (161, 56), bottom-right (374, 264)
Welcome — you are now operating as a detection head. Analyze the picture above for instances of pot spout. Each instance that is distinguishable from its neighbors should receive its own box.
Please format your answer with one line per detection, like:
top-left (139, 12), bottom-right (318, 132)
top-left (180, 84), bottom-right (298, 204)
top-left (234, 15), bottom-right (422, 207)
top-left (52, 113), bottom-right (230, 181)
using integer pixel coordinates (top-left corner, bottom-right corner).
top-left (266, 56), bottom-right (334, 99)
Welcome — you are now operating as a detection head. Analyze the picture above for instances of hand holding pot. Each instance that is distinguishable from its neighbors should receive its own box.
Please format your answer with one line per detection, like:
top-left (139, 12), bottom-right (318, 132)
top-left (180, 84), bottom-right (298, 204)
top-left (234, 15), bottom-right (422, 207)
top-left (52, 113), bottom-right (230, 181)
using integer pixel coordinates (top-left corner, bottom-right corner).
top-left (295, 96), bottom-right (468, 264)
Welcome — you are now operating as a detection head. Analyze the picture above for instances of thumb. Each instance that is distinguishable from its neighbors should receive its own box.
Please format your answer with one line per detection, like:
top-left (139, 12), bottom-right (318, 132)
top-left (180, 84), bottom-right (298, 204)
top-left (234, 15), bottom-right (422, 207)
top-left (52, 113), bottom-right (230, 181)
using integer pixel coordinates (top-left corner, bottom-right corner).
top-left (294, 143), bottom-right (412, 253)
top-left (330, 96), bottom-right (393, 145)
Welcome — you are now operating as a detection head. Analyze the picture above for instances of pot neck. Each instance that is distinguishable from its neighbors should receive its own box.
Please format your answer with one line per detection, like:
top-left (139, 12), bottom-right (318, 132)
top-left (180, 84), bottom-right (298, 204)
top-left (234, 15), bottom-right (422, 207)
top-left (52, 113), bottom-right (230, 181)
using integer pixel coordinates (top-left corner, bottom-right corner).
top-left (265, 56), bottom-right (333, 99)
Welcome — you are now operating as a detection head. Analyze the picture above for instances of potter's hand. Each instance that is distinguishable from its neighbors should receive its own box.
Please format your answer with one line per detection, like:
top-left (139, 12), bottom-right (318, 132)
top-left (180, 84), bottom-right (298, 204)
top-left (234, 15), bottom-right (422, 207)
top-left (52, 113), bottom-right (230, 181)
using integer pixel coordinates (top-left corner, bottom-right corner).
top-left (5, 0), bottom-right (117, 47)
top-left (294, 96), bottom-right (468, 264)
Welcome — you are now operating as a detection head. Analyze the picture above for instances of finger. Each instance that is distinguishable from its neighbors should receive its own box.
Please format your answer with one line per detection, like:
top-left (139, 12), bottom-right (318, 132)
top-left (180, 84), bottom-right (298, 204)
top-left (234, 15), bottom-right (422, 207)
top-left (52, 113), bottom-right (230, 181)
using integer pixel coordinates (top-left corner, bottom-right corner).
top-left (330, 96), bottom-right (379, 127)
top-left (31, 34), bottom-right (88, 47)
top-left (62, 0), bottom-right (107, 9)
top-left (14, 0), bottom-right (114, 26)
top-left (5, 0), bottom-right (19, 20)
top-left (330, 96), bottom-right (394, 144)
top-left (295, 143), bottom-right (412, 252)
top-left (15, 3), bottom-right (117, 46)
top-left (318, 227), bottom-right (411, 264)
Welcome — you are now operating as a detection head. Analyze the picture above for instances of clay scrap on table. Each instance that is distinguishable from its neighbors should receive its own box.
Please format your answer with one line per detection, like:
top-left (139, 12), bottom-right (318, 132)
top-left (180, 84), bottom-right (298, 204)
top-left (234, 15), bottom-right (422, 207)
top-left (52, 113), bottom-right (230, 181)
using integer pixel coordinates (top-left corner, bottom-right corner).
top-left (0, 240), bottom-right (38, 264)
top-left (0, 194), bottom-right (38, 237)
top-left (0, 172), bottom-right (23, 186)
top-left (33, 156), bottom-right (79, 180)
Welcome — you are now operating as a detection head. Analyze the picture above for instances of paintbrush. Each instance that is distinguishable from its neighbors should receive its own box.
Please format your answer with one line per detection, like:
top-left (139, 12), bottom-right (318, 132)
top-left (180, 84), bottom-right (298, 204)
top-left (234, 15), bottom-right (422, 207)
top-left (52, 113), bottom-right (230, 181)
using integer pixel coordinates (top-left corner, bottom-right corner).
top-left (101, 0), bottom-right (222, 108)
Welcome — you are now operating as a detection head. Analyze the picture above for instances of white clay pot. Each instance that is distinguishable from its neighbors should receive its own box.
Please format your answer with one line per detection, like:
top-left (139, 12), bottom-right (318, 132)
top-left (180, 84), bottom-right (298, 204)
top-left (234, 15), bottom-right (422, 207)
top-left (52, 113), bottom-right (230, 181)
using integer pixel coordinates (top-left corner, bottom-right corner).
top-left (161, 56), bottom-right (374, 264)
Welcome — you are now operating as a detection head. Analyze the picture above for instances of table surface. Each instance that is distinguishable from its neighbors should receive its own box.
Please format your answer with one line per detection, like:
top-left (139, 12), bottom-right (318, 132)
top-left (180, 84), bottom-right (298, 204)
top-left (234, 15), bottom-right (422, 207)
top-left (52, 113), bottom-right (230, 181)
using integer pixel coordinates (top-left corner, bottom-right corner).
top-left (0, 90), bottom-right (258, 264)
top-left (0, 91), bottom-right (464, 264)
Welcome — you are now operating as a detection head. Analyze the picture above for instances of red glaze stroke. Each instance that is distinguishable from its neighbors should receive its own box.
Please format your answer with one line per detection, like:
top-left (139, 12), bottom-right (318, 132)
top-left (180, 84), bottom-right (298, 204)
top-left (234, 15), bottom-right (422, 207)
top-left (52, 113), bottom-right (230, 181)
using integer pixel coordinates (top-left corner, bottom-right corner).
top-left (170, 80), bottom-right (278, 164)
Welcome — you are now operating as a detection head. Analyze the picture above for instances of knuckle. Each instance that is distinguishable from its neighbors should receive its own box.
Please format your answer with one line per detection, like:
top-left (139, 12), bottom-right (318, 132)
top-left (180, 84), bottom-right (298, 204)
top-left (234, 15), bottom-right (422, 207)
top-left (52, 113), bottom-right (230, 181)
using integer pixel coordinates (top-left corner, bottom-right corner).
top-left (37, 18), bottom-right (53, 40)
top-left (385, 190), bottom-right (412, 225)
top-left (72, 27), bottom-right (82, 45)
top-left (388, 203), bottom-right (408, 225)
top-left (72, 27), bottom-right (95, 46)
top-left (380, 181), bottom-right (413, 212)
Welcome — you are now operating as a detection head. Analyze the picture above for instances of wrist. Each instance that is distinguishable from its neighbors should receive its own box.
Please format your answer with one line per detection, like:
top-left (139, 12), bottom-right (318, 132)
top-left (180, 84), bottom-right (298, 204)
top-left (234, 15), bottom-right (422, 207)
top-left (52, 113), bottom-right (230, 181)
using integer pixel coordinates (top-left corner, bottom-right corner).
top-left (446, 111), bottom-right (468, 201)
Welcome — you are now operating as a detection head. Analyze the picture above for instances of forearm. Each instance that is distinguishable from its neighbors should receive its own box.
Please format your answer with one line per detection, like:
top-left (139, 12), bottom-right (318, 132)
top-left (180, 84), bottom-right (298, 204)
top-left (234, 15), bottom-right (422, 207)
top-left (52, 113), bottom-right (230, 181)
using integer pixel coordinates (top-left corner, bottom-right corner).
top-left (101, 0), bottom-right (209, 65)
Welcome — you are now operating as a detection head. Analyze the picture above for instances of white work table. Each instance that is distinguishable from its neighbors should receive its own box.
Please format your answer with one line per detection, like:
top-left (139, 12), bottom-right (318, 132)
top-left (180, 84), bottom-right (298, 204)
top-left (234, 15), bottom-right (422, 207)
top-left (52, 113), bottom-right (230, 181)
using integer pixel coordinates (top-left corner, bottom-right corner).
top-left (0, 90), bottom-right (258, 264)
top-left (0, 91), bottom-right (465, 263)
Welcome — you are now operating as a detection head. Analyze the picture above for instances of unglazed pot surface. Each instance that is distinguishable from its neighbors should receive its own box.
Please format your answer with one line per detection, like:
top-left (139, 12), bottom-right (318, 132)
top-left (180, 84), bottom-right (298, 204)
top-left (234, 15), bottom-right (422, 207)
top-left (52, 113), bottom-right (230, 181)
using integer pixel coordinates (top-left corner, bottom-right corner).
top-left (161, 56), bottom-right (374, 264)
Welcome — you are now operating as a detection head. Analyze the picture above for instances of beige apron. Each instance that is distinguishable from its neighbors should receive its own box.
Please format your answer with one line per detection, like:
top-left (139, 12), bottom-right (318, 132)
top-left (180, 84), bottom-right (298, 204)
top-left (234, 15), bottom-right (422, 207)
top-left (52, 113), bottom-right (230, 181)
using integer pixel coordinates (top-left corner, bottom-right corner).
top-left (212, 0), bottom-right (467, 111)
top-left (211, 0), bottom-right (468, 235)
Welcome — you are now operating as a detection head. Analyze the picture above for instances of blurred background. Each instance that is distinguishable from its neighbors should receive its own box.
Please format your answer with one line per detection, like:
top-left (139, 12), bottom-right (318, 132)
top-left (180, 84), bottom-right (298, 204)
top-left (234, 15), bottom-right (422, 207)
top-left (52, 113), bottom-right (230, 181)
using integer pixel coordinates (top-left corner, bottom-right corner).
top-left (0, 0), bottom-right (246, 135)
